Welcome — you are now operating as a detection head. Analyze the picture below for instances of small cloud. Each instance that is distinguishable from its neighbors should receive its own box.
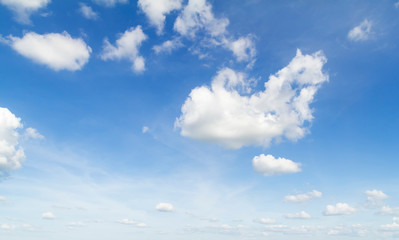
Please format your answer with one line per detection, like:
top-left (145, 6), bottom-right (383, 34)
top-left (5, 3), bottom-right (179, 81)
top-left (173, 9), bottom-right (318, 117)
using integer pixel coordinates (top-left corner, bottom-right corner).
top-left (379, 206), bottom-right (399, 216)
top-left (365, 189), bottom-right (388, 202)
top-left (285, 211), bottom-right (311, 219)
top-left (42, 212), bottom-right (56, 220)
top-left (324, 203), bottom-right (356, 216)
top-left (0, 0), bottom-right (51, 24)
top-left (0, 196), bottom-right (7, 202)
top-left (380, 222), bottom-right (399, 231)
top-left (92, 0), bottom-right (128, 7)
top-left (284, 190), bottom-right (322, 203)
top-left (0, 224), bottom-right (15, 230)
top-left (117, 219), bottom-right (135, 225)
top-left (348, 19), bottom-right (372, 42)
top-left (155, 202), bottom-right (174, 212)
top-left (153, 38), bottom-right (183, 54)
top-left (67, 222), bottom-right (85, 229)
top-left (136, 223), bottom-right (147, 228)
top-left (253, 154), bottom-right (301, 176)
top-left (395, 2), bottom-right (399, 8)
top-left (24, 127), bottom-right (44, 140)
top-left (253, 218), bottom-right (276, 224)
top-left (225, 36), bottom-right (256, 63)
top-left (142, 126), bottom-right (149, 133)
top-left (79, 3), bottom-right (98, 20)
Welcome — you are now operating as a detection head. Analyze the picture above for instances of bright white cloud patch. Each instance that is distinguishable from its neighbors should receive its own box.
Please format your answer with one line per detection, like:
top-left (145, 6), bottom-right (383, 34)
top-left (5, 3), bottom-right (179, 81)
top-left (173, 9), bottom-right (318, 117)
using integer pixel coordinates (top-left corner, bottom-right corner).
top-left (252, 154), bottom-right (301, 176)
top-left (142, 126), bottom-right (149, 133)
top-left (138, 0), bottom-right (183, 35)
top-left (284, 190), bottom-right (322, 203)
top-left (348, 19), bottom-right (372, 42)
top-left (117, 219), bottom-right (135, 225)
top-left (42, 212), bottom-right (56, 219)
top-left (101, 26), bottom-right (147, 73)
top-left (79, 3), bottom-right (98, 20)
top-left (0, 196), bottom-right (6, 202)
top-left (324, 203), bottom-right (356, 216)
top-left (285, 211), bottom-right (311, 219)
top-left (0, 107), bottom-right (25, 171)
top-left (226, 36), bottom-right (256, 62)
top-left (24, 127), bottom-right (44, 140)
top-left (5, 32), bottom-right (91, 71)
top-left (0, 0), bottom-right (50, 24)
top-left (175, 50), bottom-right (328, 149)
top-left (365, 189), bottom-right (388, 202)
top-left (92, 0), bottom-right (127, 7)
top-left (253, 218), bottom-right (276, 224)
top-left (155, 202), bottom-right (174, 212)
top-left (153, 38), bottom-right (183, 54)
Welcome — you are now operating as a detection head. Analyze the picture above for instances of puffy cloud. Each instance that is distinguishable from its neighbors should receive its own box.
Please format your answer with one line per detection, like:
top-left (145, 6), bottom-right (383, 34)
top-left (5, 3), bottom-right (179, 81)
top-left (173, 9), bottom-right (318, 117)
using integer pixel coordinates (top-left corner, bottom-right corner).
top-left (348, 19), bottom-right (372, 42)
top-left (0, 0), bottom-right (50, 24)
top-left (175, 50), bottom-right (328, 149)
top-left (380, 222), bottom-right (399, 231)
top-left (284, 190), bottom-right (322, 203)
top-left (117, 219), bottom-right (135, 225)
top-left (24, 127), bottom-right (44, 140)
top-left (225, 36), bottom-right (256, 62)
top-left (79, 3), bottom-right (98, 20)
top-left (365, 189), bottom-right (388, 202)
top-left (153, 38), bottom-right (183, 54)
top-left (92, 0), bottom-right (127, 7)
top-left (4, 31), bottom-right (91, 71)
top-left (0, 224), bottom-right (15, 230)
top-left (328, 224), bottom-right (367, 236)
top-left (252, 154), bottom-right (301, 176)
top-left (285, 211), bottom-right (311, 219)
top-left (379, 206), bottom-right (399, 216)
top-left (142, 126), bottom-right (149, 133)
top-left (253, 218), bottom-right (276, 224)
top-left (138, 0), bottom-right (183, 34)
top-left (0, 107), bottom-right (25, 171)
top-left (42, 212), bottom-right (56, 219)
top-left (155, 202), bottom-right (175, 212)
top-left (101, 26), bottom-right (147, 73)
top-left (174, 0), bottom-right (229, 38)
top-left (324, 203), bottom-right (356, 216)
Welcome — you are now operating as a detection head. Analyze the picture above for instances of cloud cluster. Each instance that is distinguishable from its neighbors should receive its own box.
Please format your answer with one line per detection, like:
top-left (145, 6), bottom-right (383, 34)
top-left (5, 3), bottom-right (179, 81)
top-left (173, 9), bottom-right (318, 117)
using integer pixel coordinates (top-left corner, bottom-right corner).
top-left (155, 202), bottom-right (175, 212)
top-left (365, 189), bottom-right (388, 202)
top-left (284, 190), bottom-right (322, 203)
top-left (253, 154), bottom-right (301, 176)
top-left (101, 26), bottom-right (147, 73)
top-left (348, 19), bottom-right (372, 42)
top-left (0, 107), bottom-right (25, 171)
top-left (0, 0), bottom-right (50, 24)
top-left (324, 203), bottom-right (356, 216)
top-left (4, 31), bottom-right (91, 71)
top-left (176, 50), bottom-right (328, 149)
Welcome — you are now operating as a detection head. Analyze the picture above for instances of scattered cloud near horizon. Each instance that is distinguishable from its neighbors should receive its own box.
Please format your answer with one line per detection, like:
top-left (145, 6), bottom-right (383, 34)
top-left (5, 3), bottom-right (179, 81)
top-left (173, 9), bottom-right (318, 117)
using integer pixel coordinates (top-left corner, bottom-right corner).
top-left (324, 203), bottom-right (356, 216)
top-left (252, 154), bottom-right (301, 176)
top-left (155, 202), bottom-right (175, 212)
top-left (284, 190), bottom-right (322, 203)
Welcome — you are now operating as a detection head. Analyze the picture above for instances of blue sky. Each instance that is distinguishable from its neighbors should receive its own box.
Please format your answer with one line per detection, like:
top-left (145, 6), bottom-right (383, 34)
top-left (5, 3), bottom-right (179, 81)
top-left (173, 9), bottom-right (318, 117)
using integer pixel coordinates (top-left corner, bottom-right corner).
top-left (1, 0), bottom-right (399, 239)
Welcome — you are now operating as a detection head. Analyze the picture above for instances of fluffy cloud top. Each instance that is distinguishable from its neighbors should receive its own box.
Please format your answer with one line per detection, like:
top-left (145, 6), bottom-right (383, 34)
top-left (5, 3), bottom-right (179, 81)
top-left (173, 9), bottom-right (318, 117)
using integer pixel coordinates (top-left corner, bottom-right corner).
top-left (138, 0), bottom-right (183, 34)
top-left (226, 36), bottom-right (256, 62)
top-left (155, 202), bottom-right (175, 212)
top-left (153, 38), bottom-right (183, 54)
top-left (101, 26), bottom-right (147, 73)
top-left (24, 127), bottom-right (44, 140)
top-left (252, 154), bottom-right (301, 176)
top-left (0, 0), bottom-right (50, 24)
top-left (5, 31), bottom-right (91, 71)
top-left (285, 211), bottom-right (311, 219)
top-left (42, 212), bottom-right (56, 219)
top-left (175, 50), bottom-right (328, 149)
top-left (92, 0), bottom-right (128, 7)
top-left (348, 19), bottom-right (372, 41)
top-left (324, 203), bottom-right (356, 216)
top-left (0, 107), bottom-right (25, 170)
top-left (365, 189), bottom-right (388, 202)
top-left (79, 3), bottom-right (98, 20)
top-left (284, 190), bottom-right (322, 203)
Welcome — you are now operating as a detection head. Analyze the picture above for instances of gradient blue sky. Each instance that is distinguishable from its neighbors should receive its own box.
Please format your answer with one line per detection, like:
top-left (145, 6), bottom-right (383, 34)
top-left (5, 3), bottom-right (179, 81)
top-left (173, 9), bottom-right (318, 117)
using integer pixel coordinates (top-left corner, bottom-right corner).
top-left (1, 0), bottom-right (399, 239)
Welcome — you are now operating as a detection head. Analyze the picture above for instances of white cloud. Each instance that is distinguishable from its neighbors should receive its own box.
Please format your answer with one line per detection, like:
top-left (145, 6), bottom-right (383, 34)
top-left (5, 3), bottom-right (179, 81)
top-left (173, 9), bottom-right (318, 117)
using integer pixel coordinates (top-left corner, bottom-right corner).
top-left (284, 190), bottom-right (322, 203)
top-left (253, 218), bottom-right (276, 224)
top-left (67, 222), bottom-right (85, 228)
top-left (252, 154), bottom-right (301, 176)
top-left (225, 36), bottom-right (256, 62)
top-left (0, 0), bottom-right (50, 24)
top-left (5, 31), bottom-right (91, 71)
top-left (153, 38), bottom-right (183, 54)
top-left (136, 223), bottom-right (147, 228)
top-left (101, 26), bottom-right (147, 73)
top-left (138, 0), bottom-right (183, 35)
top-left (0, 196), bottom-right (6, 202)
top-left (285, 211), bottom-right (311, 219)
top-left (395, 2), bottom-right (399, 8)
top-left (348, 19), bottom-right (372, 42)
top-left (366, 189), bottom-right (388, 202)
top-left (117, 219), bottom-right (135, 225)
top-left (379, 206), bottom-right (399, 216)
top-left (175, 50), bottom-right (328, 149)
top-left (324, 203), bottom-right (356, 216)
top-left (0, 107), bottom-right (25, 171)
top-left (394, 217), bottom-right (399, 222)
top-left (0, 224), bottom-right (15, 230)
top-left (174, 0), bottom-right (229, 38)
top-left (24, 127), bottom-right (44, 140)
top-left (142, 126), bottom-right (149, 133)
top-left (79, 3), bottom-right (98, 20)
top-left (42, 212), bottom-right (56, 220)
top-left (155, 202), bottom-right (175, 212)
top-left (92, 0), bottom-right (127, 7)
top-left (328, 224), bottom-right (367, 236)
top-left (380, 222), bottom-right (399, 231)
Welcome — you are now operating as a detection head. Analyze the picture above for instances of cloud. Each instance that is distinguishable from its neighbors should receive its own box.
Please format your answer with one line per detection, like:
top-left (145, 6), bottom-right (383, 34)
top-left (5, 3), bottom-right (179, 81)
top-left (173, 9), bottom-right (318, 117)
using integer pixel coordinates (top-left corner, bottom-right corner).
top-left (79, 3), bottom-right (98, 20)
top-left (138, 0), bottom-right (183, 35)
top-left (67, 222), bottom-right (85, 228)
top-left (285, 211), bottom-right (311, 219)
top-left (155, 202), bottom-right (175, 212)
top-left (117, 219), bottom-right (135, 225)
top-left (380, 222), bottom-right (399, 232)
top-left (100, 26), bottom-right (147, 73)
top-left (24, 127), bottom-right (44, 140)
top-left (0, 107), bottom-right (25, 171)
top-left (0, 224), bottom-right (15, 230)
top-left (92, 0), bottom-right (128, 7)
top-left (0, 0), bottom-right (50, 24)
top-left (328, 224), bottom-right (368, 236)
top-left (225, 36), bottom-right (256, 62)
top-left (253, 218), bottom-right (276, 224)
top-left (324, 203), bottom-right (356, 216)
top-left (395, 2), bottom-right (399, 8)
top-left (4, 31), bottom-right (91, 71)
top-left (0, 196), bottom-right (6, 202)
top-left (284, 190), bottom-right (322, 203)
top-left (379, 206), bottom-right (399, 216)
top-left (366, 189), bottom-right (388, 202)
top-left (348, 19), bottom-right (372, 42)
top-left (153, 38), bottom-right (183, 54)
top-left (253, 154), bottom-right (301, 176)
top-left (175, 50), bottom-right (328, 149)
top-left (142, 126), bottom-right (149, 133)
top-left (42, 212), bottom-right (56, 219)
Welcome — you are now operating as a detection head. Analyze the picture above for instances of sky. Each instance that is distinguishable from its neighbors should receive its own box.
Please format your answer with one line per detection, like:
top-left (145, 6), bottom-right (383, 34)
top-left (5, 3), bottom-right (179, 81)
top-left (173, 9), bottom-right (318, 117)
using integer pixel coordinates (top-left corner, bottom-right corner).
top-left (1, 0), bottom-right (399, 239)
